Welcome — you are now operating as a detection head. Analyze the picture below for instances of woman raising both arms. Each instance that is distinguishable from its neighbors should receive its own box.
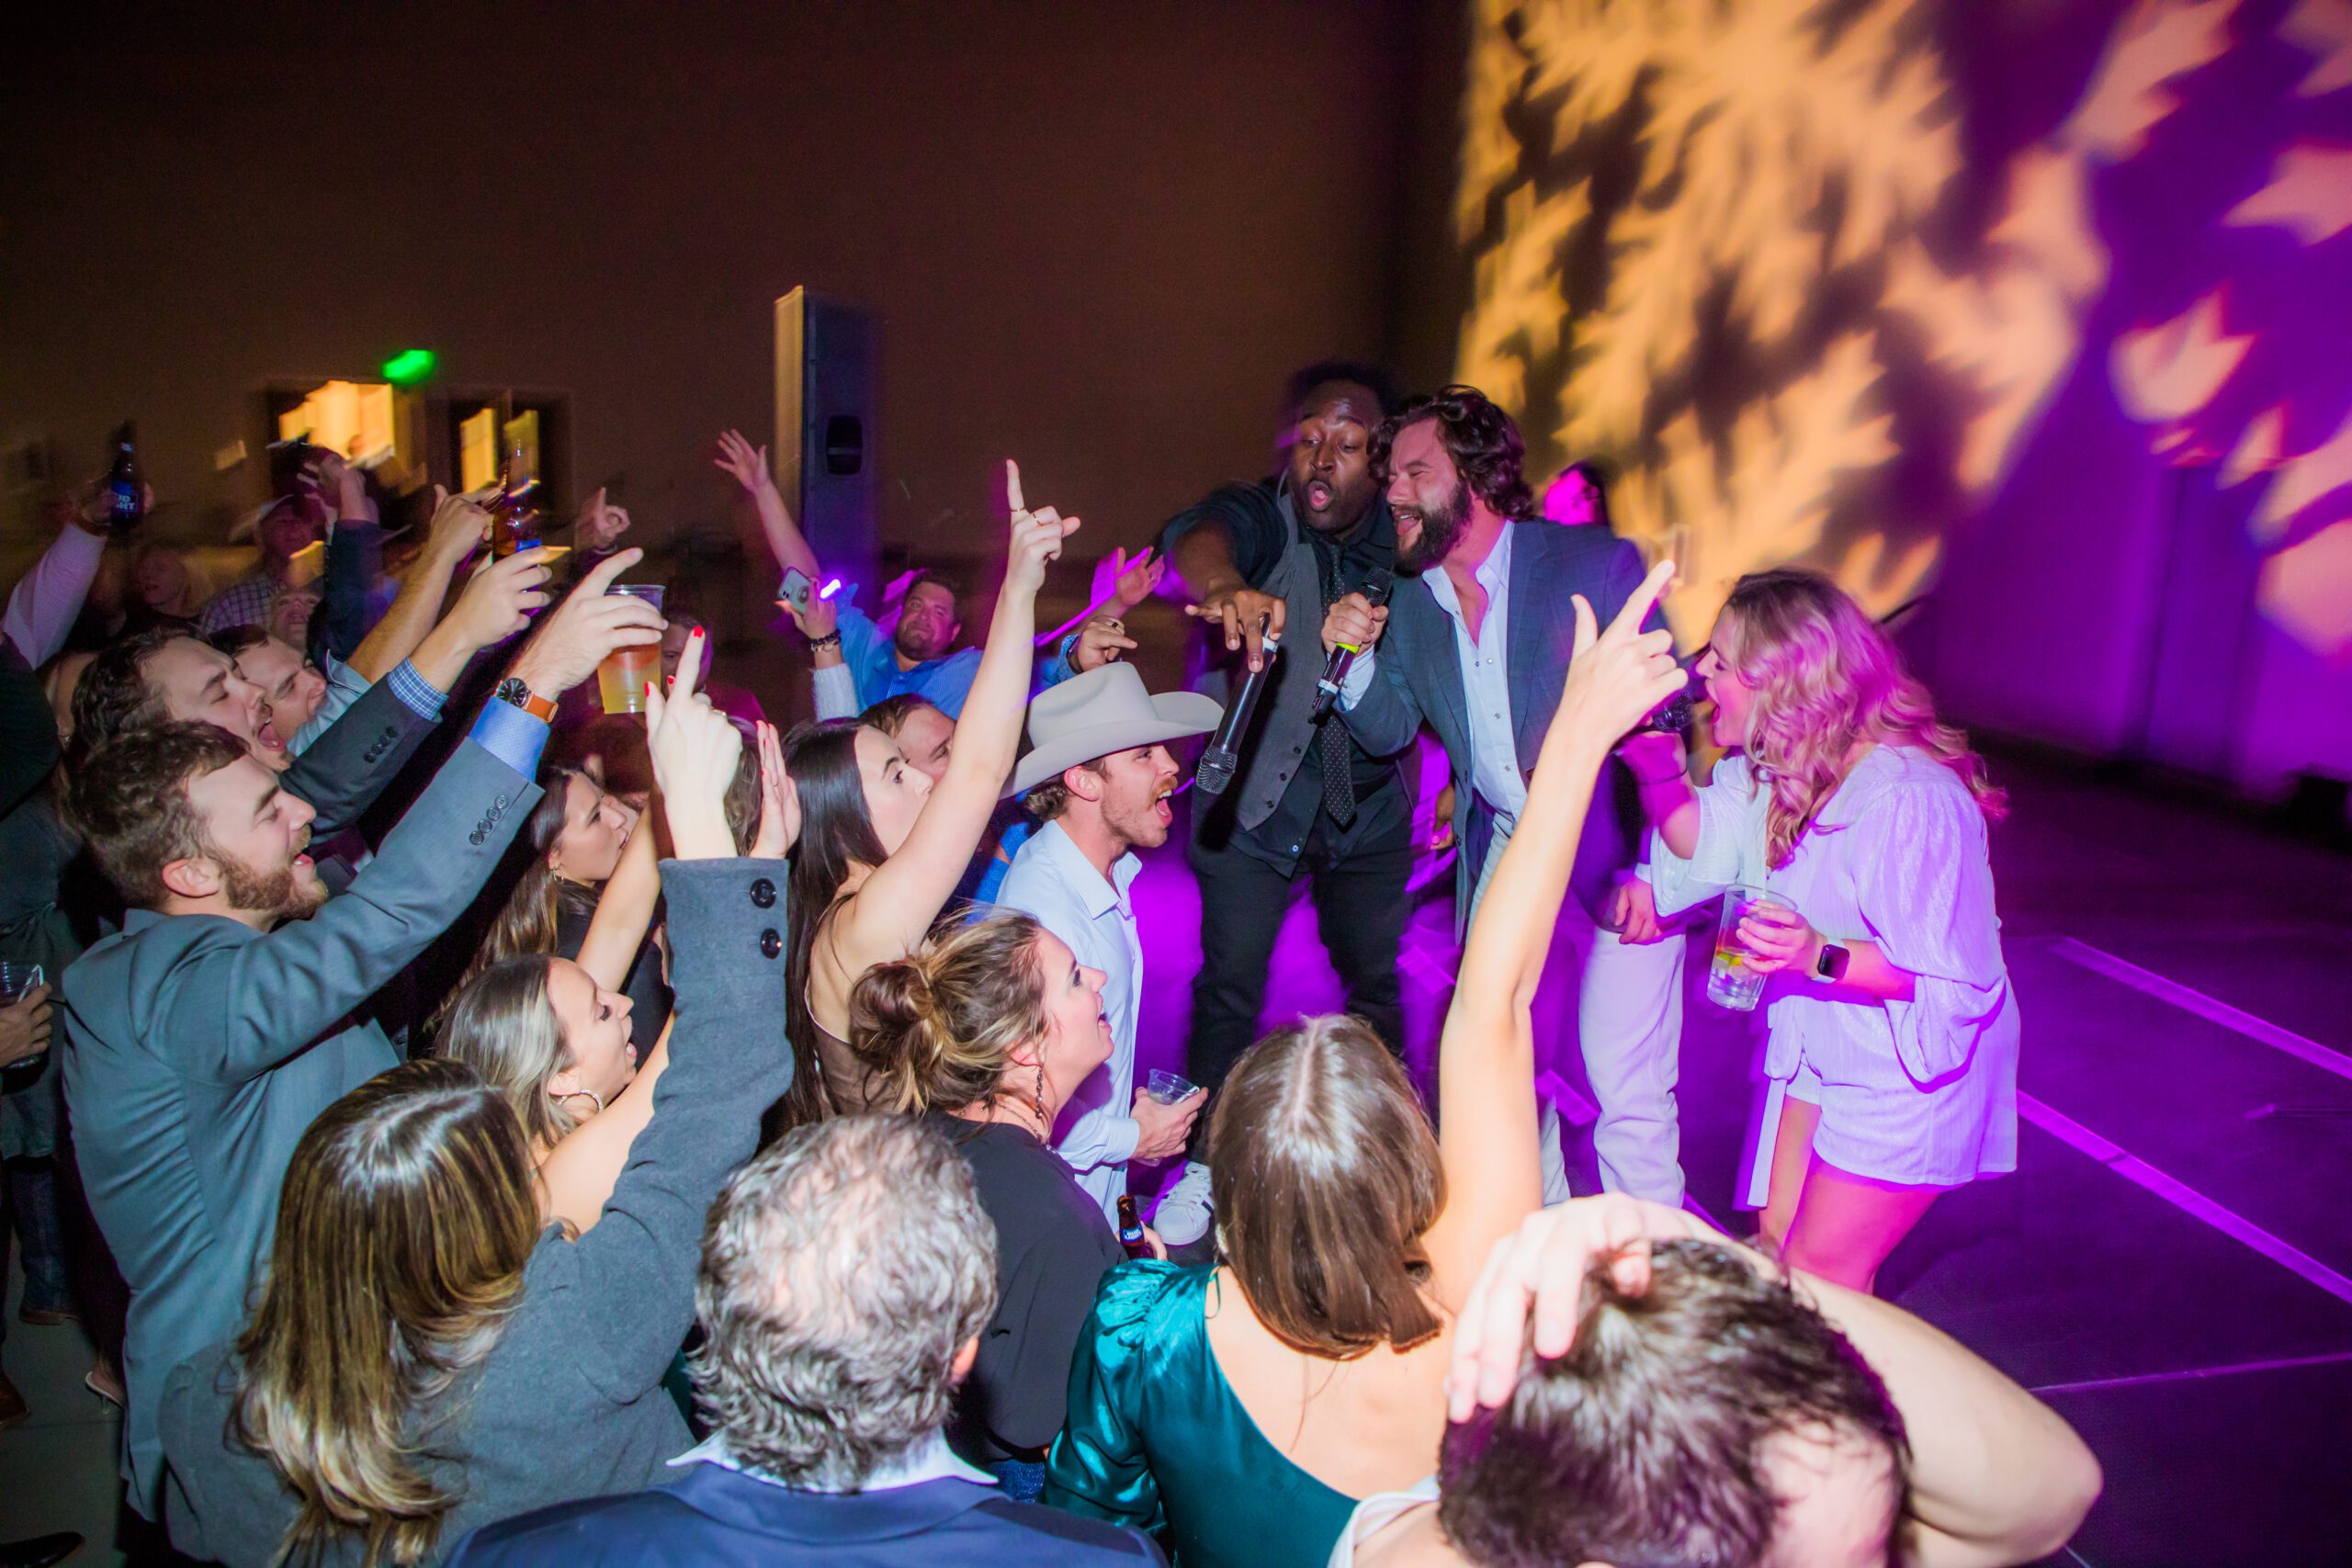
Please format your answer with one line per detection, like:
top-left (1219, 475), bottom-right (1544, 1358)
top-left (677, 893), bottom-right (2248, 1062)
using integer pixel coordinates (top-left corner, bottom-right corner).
top-left (781, 462), bottom-right (1076, 1122)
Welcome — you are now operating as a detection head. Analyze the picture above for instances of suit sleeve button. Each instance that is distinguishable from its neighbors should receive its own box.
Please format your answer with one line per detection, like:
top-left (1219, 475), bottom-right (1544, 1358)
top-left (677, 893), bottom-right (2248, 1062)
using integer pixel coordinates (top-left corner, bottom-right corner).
top-left (750, 878), bottom-right (776, 908)
top-left (759, 928), bottom-right (783, 959)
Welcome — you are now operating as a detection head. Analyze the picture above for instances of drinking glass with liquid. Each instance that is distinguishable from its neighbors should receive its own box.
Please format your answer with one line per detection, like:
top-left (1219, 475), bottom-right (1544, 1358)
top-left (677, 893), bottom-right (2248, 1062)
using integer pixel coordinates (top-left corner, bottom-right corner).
top-left (597, 584), bottom-right (666, 716)
top-left (1706, 885), bottom-right (1790, 1011)
top-left (0, 962), bottom-right (48, 1091)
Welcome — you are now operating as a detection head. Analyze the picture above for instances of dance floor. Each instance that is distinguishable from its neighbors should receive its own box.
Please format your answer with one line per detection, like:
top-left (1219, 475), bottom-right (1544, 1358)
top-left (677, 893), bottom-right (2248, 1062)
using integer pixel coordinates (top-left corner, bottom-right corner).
top-left (1125, 743), bottom-right (2352, 1568)
top-left (3, 744), bottom-right (2346, 1563)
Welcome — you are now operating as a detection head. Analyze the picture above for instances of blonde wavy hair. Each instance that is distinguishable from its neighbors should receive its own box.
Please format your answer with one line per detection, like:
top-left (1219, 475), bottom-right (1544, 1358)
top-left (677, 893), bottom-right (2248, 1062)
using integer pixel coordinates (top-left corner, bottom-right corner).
top-left (1714, 569), bottom-right (2005, 868)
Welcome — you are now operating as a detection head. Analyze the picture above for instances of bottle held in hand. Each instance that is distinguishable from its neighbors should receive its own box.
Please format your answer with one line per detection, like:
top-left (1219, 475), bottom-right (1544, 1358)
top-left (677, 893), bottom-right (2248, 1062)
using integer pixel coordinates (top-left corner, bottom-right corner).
top-left (106, 422), bottom-right (145, 532)
top-left (1116, 1194), bottom-right (1154, 1261)
top-left (488, 435), bottom-right (542, 558)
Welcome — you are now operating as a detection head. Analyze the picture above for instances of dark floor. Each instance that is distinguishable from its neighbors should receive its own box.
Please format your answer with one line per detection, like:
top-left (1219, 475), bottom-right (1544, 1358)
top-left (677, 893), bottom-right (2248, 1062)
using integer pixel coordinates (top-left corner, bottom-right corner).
top-left (1125, 742), bottom-right (2352, 1568)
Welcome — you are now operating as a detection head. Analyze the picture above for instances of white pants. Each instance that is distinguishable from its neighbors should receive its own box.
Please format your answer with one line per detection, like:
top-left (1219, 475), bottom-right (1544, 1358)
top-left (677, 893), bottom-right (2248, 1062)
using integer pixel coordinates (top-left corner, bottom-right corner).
top-left (1473, 825), bottom-right (1688, 1206)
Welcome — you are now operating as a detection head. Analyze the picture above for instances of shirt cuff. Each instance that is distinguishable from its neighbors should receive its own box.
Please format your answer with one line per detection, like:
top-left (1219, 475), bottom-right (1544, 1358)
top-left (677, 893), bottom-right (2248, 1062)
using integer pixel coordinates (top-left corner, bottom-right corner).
top-left (1337, 649), bottom-right (1379, 710)
top-left (469, 695), bottom-right (549, 780)
top-left (384, 659), bottom-right (447, 722)
top-left (811, 660), bottom-right (859, 721)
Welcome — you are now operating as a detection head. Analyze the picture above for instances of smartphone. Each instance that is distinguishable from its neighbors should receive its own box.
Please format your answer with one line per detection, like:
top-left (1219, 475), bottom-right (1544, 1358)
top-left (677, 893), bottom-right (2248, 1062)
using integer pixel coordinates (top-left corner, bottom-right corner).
top-left (777, 567), bottom-right (815, 614)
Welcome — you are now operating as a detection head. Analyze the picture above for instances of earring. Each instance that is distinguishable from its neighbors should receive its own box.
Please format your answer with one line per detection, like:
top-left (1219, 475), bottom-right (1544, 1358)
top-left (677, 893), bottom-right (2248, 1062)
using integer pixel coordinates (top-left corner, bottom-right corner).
top-left (554, 1086), bottom-right (605, 1115)
top-left (1034, 1062), bottom-right (1049, 1127)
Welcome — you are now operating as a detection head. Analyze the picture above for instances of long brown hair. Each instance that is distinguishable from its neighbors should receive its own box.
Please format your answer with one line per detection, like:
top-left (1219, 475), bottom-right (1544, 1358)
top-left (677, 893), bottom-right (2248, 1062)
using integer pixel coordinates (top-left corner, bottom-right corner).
top-left (231, 1059), bottom-right (542, 1568)
top-left (779, 719), bottom-right (888, 1126)
top-left (848, 912), bottom-right (1051, 1120)
top-left (1209, 1016), bottom-right (1445, 1358)
top-left (1716, 570), bottom-right (2006, 868)
top-left (435, 956), bottom-right (580, 1154)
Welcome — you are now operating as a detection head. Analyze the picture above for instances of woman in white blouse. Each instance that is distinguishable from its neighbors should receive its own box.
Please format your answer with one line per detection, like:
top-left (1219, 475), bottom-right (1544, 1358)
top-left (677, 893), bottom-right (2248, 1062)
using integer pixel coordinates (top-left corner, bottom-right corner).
top-left (1623, 570), bottom-right (2018, 1293)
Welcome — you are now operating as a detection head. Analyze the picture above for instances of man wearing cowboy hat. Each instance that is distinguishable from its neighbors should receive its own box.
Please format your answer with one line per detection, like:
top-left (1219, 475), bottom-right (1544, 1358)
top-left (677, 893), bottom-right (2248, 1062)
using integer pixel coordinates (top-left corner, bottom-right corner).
top-left (996, 662), bottom-right (1219, 1230)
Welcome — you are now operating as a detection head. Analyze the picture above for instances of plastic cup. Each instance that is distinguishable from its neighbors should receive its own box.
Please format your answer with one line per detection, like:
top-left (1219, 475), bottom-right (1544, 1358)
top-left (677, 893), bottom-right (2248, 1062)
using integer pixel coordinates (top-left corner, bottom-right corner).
top-left (0, 963), bottom-right (47, 1089)
top-left (1706, 885), bottom-right (1789, 1011)
top-left (1146, 1069), bottom-right (1199, 1105)
top-left (597, 584), bottom-right (665, 716)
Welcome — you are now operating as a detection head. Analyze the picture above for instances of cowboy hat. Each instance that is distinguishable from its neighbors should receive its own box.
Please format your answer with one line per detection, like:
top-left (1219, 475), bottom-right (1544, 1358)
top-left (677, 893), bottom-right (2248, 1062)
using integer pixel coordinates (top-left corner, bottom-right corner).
top-left (1007, 662), bottom-right (1222, 797)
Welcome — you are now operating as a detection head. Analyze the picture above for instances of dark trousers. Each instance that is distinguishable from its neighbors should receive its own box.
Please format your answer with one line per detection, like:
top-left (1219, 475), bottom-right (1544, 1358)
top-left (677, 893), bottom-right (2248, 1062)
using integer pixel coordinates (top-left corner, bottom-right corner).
top-left (1186, 811), bottom-right (1414, 1102)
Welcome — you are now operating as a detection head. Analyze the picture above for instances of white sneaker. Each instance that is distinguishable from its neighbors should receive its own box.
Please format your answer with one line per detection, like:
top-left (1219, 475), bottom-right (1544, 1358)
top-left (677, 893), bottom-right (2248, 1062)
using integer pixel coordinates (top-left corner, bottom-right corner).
top-left (1150, 1160), bottom-right (1215, 1247)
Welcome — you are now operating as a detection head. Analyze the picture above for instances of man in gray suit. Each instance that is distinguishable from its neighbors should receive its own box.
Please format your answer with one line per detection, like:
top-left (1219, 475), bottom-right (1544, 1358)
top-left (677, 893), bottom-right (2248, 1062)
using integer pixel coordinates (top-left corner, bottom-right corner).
top-left (58, 547), bottom-right (662, 1517)
top-left (1325, 387), bottom-right (1690, 1208)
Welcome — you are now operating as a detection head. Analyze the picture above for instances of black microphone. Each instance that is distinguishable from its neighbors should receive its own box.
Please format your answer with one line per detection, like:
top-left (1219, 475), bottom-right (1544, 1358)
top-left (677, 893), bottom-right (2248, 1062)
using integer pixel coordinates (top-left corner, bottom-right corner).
top-left (1308, 566), bottom-right (1394, 721)
top-left (1195, 616), bottom-right (1281, 796)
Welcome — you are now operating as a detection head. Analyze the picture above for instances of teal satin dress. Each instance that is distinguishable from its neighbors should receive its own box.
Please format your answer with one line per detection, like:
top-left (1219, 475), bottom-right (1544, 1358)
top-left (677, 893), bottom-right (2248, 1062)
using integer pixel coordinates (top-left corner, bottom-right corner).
top-left (1045, 1263), bottom-right (1360, 1567)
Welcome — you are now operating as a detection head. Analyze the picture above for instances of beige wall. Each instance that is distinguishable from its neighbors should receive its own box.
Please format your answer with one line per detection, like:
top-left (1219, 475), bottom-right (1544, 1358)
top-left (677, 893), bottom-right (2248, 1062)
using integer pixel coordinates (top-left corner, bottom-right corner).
top-left (2, 2), bottom-right (1438, 586)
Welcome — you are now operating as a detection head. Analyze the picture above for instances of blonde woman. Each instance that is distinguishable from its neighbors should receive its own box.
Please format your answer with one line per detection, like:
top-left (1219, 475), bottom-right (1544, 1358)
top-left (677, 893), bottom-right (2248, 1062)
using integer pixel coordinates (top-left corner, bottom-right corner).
top-left (1625, 568), bottom-right (2018, 1294)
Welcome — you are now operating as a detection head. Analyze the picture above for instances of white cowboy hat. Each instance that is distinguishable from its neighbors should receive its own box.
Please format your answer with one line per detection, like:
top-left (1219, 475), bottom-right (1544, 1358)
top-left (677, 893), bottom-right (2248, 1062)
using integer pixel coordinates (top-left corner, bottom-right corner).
top-left (1007, 662), bottom-right (1223, 797)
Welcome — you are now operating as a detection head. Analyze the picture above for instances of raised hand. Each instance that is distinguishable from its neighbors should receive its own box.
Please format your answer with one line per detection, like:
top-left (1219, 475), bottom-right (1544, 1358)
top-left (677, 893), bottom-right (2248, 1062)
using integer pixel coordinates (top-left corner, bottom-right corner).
top-left (1092, 544), bottom-right (1166, 615)
top-left (748, 719), bottom-right (800, 859)
top-left (1003, 459), bottom-right (1078, 600)
top-left (1552, 558), bottom-right (1684, 755)
top-left (644, 626), bottom-right (742, 860)
top-left (441, 547), bottom-right (552, 652)
top-left (424, 484), bottom-right (492, 567)
top-left (1070, 615), bottom-right (1137, 673)
top-left (573, 486), bottom-right (631, 554)
top-left (508, 548), bottom-right (666, 699)
top-left (713, 429), bottom-right (776, 498)
top-left (1444, 1194), bottom-right (1741, 1420)
top-left (782, 584), bottom-right (838, 643)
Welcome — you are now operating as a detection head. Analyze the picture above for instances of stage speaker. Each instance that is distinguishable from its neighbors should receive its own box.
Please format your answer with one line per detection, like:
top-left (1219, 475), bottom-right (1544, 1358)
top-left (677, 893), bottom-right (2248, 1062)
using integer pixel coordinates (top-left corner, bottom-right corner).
top-left (774, 288), bottom-right (879, 594)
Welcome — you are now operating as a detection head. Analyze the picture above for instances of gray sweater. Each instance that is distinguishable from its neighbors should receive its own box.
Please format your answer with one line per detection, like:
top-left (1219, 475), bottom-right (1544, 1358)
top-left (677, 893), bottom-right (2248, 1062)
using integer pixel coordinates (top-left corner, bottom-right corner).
top-left (159, 858), bottom-right (793, 1567)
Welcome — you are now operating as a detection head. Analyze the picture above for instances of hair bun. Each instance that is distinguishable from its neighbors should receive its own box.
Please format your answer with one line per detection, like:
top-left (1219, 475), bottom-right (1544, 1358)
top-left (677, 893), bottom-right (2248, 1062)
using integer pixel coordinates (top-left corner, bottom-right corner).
top-left (848, 956), bottom-right (951, 1094)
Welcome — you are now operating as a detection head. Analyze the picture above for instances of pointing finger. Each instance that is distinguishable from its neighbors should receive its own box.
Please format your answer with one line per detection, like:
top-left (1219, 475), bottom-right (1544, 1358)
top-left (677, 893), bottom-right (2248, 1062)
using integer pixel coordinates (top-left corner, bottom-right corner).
top-left (1005, 459), bottom-right (1025, 516)
top-left (1607, 558), bottom-right (1678, 642)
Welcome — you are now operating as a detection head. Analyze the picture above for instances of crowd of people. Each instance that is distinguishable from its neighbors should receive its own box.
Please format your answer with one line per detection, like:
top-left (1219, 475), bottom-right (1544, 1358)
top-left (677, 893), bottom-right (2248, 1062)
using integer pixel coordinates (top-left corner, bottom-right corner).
top-left (0, 370), bottom-right (2100, 1567)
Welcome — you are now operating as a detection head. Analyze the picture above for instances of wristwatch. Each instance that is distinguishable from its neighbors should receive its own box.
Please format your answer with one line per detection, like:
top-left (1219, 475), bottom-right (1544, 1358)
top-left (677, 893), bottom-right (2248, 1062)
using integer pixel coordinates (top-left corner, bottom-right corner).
top-left (494, 676), bottom-right (558, 722)
top-left (1815, 941), bottom-right (1851, 983)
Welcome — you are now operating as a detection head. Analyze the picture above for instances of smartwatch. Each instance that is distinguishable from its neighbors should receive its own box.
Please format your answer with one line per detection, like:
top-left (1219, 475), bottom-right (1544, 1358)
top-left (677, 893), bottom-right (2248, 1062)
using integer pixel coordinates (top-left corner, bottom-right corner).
top-left (493, 676), bottom-right (559, 723)
top-left (1815, 941), bottom-right (1850, 983)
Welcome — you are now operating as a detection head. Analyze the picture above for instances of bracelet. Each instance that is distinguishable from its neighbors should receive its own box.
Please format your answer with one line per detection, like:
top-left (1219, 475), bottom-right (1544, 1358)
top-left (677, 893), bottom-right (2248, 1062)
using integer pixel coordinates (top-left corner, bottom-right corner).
top-left (806, 632), bottom-right (842, 651)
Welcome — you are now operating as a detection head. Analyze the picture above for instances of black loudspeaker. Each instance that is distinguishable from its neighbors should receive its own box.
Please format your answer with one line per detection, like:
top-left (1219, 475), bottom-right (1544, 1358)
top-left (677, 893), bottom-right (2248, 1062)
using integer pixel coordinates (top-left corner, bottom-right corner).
top-left (774, 288), bottom-right (879, 593)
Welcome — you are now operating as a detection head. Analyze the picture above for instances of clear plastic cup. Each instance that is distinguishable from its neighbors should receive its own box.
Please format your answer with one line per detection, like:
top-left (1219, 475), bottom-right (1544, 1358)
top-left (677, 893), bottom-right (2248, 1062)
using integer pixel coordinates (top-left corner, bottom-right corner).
top-left (1706, 885), bottom-right (1789, 1011)
top-left (1146, 1068), bottom-right (1199, 1105)
top-left (597, 584), bottom-right (665, 716)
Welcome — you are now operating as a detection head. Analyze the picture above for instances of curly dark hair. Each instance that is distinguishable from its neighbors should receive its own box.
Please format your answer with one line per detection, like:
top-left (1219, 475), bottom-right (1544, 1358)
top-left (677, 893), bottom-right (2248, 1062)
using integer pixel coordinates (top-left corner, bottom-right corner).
top-left (1374, 385), bottom-right (1533, 520)
top-left (68, 626), bottom-right (184, 773)
top-left (72, 720), bottom-right (250, 908)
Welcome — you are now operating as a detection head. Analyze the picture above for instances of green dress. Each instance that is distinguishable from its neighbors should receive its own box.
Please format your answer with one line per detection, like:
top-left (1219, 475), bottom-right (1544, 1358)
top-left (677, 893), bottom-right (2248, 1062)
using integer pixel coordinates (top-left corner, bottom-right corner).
top-left (1045, 1262), bottom-right (1360, 1567)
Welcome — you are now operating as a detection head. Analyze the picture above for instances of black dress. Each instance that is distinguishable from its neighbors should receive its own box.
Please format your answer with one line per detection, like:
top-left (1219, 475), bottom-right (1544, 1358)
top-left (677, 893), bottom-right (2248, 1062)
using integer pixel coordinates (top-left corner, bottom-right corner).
top-left (930, 1113), bottom-right (1125, 1462)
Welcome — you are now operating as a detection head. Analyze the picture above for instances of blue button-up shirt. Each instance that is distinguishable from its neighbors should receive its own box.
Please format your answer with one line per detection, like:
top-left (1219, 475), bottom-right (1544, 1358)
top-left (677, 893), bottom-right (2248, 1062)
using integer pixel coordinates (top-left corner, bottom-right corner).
top-left (836, 602), bottom-right (983, 718)
top-left (993, 819), bottom-right (1143, 1224)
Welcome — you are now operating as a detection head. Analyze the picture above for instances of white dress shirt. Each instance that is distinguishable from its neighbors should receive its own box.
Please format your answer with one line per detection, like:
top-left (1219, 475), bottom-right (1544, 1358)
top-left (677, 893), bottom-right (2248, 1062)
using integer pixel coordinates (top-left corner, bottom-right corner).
top-left (1341, 522), bottom-right (1525, 828)
top-left (994, 818), bottom-right (1144, 1224)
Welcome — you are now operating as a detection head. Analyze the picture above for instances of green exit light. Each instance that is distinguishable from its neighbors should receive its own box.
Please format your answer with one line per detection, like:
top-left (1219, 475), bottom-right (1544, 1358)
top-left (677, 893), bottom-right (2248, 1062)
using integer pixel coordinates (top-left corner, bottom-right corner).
top-left (381, 348), bottom-right (437, 387)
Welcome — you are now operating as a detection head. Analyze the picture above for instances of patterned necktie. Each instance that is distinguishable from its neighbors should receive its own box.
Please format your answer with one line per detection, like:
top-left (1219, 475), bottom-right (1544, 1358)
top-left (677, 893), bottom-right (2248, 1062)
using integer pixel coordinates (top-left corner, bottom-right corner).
top-left (1317, 544), bottom-right (1357, 828)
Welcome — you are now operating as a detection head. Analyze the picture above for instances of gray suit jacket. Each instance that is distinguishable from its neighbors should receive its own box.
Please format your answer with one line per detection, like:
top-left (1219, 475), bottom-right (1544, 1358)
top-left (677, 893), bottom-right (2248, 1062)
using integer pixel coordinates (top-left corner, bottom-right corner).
top-left (1338, 521), bottom-right (1659, 931)
top-left (60, 739), bottom-right (539, 1515)
top-left (162, 858), bottom-right (795, 1568)
top-left (282, 675), bottom-right (439, 836)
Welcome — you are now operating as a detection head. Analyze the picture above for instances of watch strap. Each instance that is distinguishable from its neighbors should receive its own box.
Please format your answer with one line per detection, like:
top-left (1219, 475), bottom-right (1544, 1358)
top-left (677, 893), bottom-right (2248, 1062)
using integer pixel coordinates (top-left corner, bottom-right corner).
top-left (496, 678), bottom-right (559, 722)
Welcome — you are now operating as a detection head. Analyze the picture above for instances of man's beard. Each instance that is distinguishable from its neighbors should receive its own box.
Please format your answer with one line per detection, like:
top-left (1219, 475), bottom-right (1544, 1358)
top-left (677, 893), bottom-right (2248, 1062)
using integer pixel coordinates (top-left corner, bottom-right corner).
top-left (218, 850), bottom-right (326, 921)
top-left (1102, 789), bottom-right (1171, 852)
top-left (1396, 478), bottom-right (1473, 574)
top-left (894, 625), bottom-right (949, 662)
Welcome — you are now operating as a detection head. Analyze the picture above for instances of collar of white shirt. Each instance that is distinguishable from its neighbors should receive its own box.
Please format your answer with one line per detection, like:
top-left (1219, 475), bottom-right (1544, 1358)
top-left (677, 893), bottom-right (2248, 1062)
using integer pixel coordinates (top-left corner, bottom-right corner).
top-left (1421, 517), bottom-right (1513, 631)
top-left (667, 1427), bottom-right (996, 1494)
top-left (1029, 818), bottom-right (1141, 920)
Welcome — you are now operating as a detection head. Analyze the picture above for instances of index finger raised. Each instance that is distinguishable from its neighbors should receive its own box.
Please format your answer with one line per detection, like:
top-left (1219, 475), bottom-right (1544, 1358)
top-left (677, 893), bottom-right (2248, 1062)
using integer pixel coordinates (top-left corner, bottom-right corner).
top-left (1605, 558), bottom-right (1678, 642)
top-left (573, 546), bottom-right (646, 597)
top-left (668, 628), bottom-right (706, 706)
top-left (1004, 459), bottom-right (1026, 517)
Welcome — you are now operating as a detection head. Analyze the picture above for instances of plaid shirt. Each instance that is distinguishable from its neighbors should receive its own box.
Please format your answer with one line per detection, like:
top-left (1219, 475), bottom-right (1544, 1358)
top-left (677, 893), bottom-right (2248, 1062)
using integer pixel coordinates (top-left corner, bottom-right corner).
top-left (195, 574), bottom-right (277, 637)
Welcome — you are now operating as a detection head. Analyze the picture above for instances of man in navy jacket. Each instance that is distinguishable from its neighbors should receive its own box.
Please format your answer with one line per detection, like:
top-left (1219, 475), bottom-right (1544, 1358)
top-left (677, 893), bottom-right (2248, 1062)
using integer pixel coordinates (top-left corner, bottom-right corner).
top-left (448, 1115), bottom-right (1160, 1567)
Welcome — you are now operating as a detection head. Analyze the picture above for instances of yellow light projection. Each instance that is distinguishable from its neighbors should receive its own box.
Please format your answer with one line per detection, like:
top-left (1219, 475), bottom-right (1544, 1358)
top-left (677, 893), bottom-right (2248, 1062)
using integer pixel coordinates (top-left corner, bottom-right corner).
top-left (1449, 0), bottom-right (2339, 648)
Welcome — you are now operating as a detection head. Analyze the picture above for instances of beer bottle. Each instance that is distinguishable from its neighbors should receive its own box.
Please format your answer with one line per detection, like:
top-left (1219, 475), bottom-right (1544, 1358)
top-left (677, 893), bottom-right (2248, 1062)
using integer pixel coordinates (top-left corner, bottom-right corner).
top-left (488, 434), bottom-right (541, 558)
top-left (106, 421), bottom-right (145, 532)
top-left (1116, 1194), bottom-right (1154, 1261)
